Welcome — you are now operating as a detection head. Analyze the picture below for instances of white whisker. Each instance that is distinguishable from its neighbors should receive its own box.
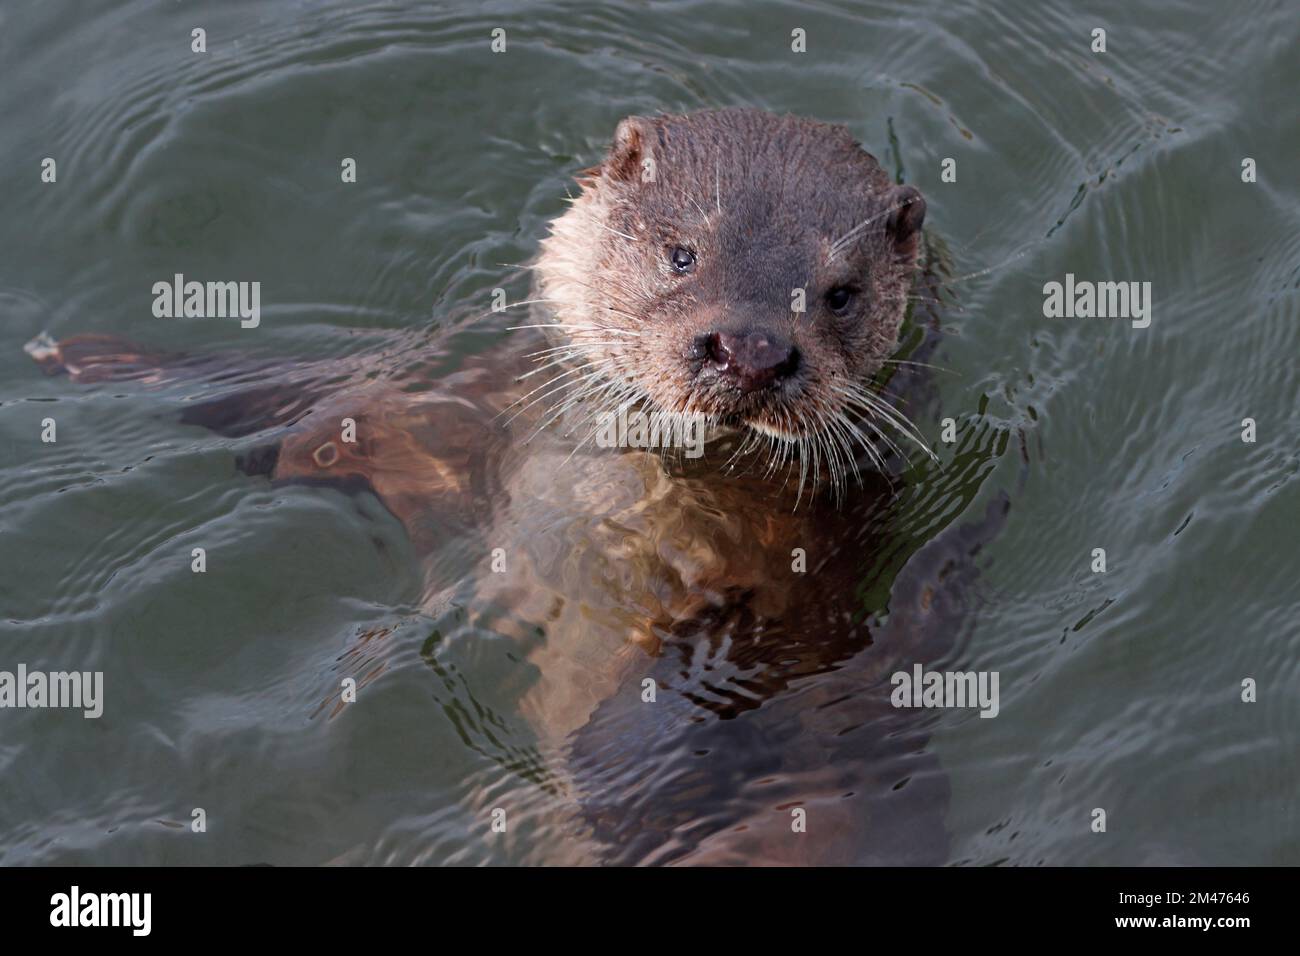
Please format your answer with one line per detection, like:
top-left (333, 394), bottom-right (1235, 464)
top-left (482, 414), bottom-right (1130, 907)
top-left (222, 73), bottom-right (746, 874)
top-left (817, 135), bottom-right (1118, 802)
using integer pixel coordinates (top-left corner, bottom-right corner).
top-left (508, 323), bottom-right (640, 337)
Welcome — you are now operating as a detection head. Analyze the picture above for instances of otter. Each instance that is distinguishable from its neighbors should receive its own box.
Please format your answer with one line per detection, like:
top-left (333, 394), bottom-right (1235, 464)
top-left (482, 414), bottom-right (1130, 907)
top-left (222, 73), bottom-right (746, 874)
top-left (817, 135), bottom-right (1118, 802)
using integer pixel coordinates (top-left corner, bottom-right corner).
top-left (26, 108), bottom-right (1007, 864)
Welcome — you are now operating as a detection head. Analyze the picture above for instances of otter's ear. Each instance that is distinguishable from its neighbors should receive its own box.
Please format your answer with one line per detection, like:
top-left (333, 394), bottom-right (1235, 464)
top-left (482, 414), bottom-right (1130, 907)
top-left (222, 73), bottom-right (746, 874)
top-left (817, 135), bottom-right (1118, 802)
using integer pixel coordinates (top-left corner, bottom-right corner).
top-left (601, 115), bottom-right (658, 184)
top-left (886, 184), bottom-right (926, 244)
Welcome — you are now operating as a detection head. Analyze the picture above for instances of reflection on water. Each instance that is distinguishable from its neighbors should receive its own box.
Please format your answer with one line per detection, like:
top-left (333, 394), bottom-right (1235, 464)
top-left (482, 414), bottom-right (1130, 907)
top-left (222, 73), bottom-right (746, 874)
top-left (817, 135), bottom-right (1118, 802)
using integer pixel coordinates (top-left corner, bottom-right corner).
top-left (0, 0), bottom-right (1297, 865)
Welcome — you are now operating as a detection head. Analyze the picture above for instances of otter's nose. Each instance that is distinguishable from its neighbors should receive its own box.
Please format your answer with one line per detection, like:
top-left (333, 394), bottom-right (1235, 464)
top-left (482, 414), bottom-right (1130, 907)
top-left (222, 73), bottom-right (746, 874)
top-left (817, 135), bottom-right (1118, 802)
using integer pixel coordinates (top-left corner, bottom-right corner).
top-left (704, 330), bottom-right (800, 391)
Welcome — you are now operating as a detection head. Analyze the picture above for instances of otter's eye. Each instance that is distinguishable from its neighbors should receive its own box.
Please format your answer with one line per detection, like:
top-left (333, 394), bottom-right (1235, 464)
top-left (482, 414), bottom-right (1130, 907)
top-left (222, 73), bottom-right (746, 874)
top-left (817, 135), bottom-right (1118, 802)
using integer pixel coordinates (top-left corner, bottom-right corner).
top-left (826, 286), bottom-right (855, 314)
top-left (669, 247), bottom-right (697, 274)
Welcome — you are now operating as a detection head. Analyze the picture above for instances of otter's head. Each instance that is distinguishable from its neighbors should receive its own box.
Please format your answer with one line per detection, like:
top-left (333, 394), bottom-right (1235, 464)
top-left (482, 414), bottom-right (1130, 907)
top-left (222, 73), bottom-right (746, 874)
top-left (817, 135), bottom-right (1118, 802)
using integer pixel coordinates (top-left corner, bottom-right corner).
top-left (537, 108), bottom-right (926, 483)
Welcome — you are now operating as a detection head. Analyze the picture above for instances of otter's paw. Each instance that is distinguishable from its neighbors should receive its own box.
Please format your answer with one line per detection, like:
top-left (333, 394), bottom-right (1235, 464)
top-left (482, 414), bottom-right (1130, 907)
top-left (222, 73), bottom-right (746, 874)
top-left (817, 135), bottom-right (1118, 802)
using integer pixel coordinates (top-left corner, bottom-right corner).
top-left (24, 331), bottom-right (184, 384)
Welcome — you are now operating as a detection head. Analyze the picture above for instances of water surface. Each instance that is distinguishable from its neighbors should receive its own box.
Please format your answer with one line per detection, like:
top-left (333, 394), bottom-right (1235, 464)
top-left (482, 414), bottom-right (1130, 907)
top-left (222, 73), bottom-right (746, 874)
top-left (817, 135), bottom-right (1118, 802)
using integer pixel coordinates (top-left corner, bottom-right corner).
top-left (0, 0), bottom-right (1297, 865)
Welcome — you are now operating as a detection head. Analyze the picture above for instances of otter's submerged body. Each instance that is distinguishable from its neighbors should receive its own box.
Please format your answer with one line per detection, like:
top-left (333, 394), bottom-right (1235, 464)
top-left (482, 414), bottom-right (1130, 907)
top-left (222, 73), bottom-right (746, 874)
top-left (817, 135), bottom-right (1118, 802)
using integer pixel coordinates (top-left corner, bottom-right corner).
top-left (29, 109), bottom-right (1007, 864)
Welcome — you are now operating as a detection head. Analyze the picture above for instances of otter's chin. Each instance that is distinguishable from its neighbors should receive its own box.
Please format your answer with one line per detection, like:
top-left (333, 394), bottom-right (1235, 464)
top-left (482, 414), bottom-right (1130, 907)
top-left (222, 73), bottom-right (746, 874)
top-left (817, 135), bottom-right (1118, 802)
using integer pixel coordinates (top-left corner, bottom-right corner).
top-left (744, 417), bottom-right (801, 442)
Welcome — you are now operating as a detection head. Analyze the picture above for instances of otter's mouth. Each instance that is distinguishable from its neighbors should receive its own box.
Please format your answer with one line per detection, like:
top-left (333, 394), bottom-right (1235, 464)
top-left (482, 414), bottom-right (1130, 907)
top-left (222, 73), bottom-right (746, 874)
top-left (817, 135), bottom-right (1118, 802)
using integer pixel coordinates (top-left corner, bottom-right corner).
top-left (698, 391), bottom-right (799, 436)
top-left (689, 369), bottom-right (938, 498)
top-left (688, 355), bottom-right (807, 432)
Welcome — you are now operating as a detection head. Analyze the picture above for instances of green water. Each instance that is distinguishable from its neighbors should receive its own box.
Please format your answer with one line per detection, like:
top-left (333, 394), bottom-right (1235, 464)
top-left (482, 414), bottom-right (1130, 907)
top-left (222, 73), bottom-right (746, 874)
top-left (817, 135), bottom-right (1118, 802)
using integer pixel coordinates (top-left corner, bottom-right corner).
top-left (0, 0), bottom-right (1297, 865)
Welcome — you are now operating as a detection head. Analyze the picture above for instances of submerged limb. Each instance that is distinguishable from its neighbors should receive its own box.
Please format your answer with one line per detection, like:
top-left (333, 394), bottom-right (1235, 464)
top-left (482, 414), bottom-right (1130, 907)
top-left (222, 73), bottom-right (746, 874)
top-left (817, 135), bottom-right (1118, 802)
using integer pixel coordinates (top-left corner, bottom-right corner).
top-left (26, 331), bottom-right (198, 384)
